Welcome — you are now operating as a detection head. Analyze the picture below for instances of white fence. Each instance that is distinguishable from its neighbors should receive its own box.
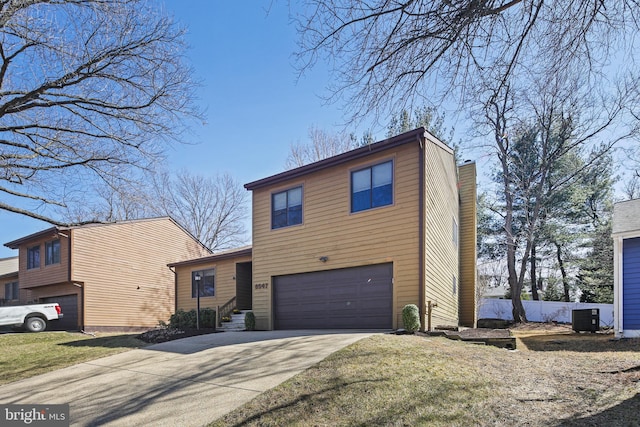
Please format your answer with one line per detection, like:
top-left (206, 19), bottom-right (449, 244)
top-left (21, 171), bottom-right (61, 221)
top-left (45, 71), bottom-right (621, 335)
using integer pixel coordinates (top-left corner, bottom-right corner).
top-left (478, 299), bottom-right (614, 328)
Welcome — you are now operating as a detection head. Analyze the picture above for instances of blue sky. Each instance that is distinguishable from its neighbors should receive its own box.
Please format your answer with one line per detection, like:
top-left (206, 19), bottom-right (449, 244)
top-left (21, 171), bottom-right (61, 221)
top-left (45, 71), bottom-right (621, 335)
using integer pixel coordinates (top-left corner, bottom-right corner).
top-left (0, 1), bottom-right (384, 258)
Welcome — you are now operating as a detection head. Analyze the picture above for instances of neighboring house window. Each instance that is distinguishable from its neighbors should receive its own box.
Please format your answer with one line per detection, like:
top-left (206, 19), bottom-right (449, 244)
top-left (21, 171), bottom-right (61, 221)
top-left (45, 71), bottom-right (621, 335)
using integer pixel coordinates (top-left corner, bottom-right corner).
top-left (351, 160), bottom-right (393, 213)
top-left (27, 245), bottom-right (40, 269)
top-left (453, 275), bottom-right (457, 295)
top-left (45, 239), bottom-right (61, 266)
top-left (192, 269), bottom-right (215, 298)
top-left (4, 282), bottom-right (19, 301)
top-left (272, 186), bottom-right (303, 229)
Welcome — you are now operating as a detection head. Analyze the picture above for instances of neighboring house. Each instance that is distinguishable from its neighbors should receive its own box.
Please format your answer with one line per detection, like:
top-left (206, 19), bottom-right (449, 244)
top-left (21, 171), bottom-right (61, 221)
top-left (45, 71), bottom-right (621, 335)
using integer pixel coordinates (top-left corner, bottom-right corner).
top-left (242, 127), bottom-right (477, 331)
top-left (613, 199), bottom-right (640, 338)
top-left (0, 256), bottom-right (25, 306)
top-left (169, 246), bottom-right (252, 318)
top-left (4, 217), bottom-right (210, 331)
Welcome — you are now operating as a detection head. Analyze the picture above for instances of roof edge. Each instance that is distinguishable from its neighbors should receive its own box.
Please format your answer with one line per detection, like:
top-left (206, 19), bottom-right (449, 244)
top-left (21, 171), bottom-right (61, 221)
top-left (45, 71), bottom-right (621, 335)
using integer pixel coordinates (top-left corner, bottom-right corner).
top-left (244, 127), bottom-right (429, 191)
top-left (167, 246), bottom-right (252, 268)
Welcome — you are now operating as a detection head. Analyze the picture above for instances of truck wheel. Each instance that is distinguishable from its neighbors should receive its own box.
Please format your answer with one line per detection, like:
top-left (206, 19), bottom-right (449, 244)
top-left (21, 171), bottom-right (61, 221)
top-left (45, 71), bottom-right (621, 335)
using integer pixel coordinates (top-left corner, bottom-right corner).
top-left (25, 317), bottom-right (47, 332)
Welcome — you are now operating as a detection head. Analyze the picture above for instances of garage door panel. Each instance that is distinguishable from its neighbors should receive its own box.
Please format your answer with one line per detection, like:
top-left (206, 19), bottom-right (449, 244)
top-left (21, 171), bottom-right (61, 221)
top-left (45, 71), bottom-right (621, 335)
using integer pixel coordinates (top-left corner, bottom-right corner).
top-left (274, 263), bottom-right (392, 329)
top-left (42, 295), bottom-right (78, 331)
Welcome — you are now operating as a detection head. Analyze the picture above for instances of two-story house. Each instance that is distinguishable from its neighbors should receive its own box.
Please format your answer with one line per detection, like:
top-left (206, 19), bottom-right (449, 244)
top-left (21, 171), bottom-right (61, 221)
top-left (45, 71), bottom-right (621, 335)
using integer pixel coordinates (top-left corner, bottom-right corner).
top-left (4, 217), bottom-right (210, 331)
top-left (0, 256), bottom-right (22, 306)
top-left (243, 127), bottom-right (477, 331)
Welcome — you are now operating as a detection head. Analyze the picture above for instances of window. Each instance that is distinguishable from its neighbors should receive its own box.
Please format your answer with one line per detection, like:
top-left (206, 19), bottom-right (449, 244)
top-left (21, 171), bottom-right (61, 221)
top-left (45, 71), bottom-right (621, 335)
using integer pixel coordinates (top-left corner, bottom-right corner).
top-left (351, 160), bottom-right (393, 213)
top-left (4, 282), bottom-right (19, 301)
top-left (45, 239), bottom-right (61, 266)
top-left (453, 275), bottom-right (457, 295)
top-left (192, 269), bottom-right (215, 298)
top-left (27, 245), bottom-right (40, 269)
top-left (272, 186), bottom-right (303, 229)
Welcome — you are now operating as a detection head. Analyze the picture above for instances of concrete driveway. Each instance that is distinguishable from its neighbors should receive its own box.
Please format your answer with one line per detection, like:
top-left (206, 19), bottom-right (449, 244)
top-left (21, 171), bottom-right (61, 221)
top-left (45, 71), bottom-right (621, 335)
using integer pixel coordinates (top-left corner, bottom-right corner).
top-left (0, 330), bottom-right (376, 426)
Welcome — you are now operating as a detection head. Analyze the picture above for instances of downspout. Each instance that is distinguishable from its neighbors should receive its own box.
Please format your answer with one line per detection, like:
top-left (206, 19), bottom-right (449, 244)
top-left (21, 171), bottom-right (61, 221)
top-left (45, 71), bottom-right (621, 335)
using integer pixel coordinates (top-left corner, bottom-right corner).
top-left (418, 133), bottom-right (427, 331)
top-left (169, 266), bottom-right (177, 315)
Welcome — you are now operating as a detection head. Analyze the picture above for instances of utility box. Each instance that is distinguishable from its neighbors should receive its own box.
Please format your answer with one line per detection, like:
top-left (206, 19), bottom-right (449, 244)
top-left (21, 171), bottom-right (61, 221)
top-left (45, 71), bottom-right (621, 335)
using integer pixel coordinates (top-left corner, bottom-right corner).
top-left (572, 308), bottom-right (599, 333)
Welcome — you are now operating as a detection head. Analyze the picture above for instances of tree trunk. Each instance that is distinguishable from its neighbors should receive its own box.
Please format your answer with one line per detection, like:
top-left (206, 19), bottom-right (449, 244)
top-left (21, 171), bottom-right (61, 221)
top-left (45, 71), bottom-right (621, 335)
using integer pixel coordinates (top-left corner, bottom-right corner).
top-left (555, 242), bottom-right (571, 302)
top-left (531, 243), bottom-right (539, 300)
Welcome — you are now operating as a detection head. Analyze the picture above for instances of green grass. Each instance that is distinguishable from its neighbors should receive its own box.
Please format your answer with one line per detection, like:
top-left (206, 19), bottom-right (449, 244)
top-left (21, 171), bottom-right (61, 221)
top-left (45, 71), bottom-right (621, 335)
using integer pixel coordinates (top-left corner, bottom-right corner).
top-left (0, 331), bottom-right (146, 385)
top-left (210, 334), bottom-right (496, 427)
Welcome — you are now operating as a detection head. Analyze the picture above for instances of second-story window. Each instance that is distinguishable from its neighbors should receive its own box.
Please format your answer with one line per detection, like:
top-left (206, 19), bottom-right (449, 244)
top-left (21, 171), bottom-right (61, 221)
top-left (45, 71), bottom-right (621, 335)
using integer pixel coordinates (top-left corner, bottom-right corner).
top-left (27, 246), bottom-right (40, 270)
top-left (45, 239), bottom-right (61, 266)
top-left (351, 160), bottom-right (393, 213)
top-left (27, 245), bottom-right (40, 269)
top-left (272, 186), bottom-right (303, 229)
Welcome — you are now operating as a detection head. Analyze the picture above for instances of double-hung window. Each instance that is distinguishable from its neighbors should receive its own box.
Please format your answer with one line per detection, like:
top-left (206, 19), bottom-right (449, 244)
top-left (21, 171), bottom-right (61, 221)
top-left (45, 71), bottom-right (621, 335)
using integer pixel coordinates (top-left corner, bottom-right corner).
top-left (27, 246), bottom-right (40, 270)
top-left (4, 282), bottom-right (19, 301)
top-left (272, 186), bottom-right (303, 229)
top-left (192, 269), bottom-right (215, 298)
top-left (351, 160), bottom-right (393, 212)
top-left (45, 239), bottom-right (61, 266)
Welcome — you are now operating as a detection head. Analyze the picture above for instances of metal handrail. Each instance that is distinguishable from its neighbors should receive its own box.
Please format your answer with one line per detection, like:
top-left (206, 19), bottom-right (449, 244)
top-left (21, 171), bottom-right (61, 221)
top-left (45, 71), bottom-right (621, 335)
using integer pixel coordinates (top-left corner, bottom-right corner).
top-left (217, 296), bottom-right (237, 326)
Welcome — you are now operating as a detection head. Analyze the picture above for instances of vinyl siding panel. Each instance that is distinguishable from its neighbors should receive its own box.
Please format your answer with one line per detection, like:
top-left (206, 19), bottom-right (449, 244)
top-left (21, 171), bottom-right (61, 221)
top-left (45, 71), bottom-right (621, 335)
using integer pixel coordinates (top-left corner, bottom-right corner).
top-left (252, 144), bottom-right (421, 330)
top-left (458, 162), bottom-right (477, 327)
top-left (175, 254), bottom-right (252, 312)
top-left (424, 140), bottom-right (459, 327)
top-left (72, 218), bottom-right (209, 329)
top-left (623, 237), bottom-right (640, 329)
top-left (17, 234), bottom-right (70, 289)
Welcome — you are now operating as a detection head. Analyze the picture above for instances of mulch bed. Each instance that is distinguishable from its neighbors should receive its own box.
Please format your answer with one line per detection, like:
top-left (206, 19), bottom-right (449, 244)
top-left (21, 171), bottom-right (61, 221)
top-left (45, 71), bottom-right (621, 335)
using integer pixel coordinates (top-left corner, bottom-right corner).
top-left (137, 327), bottom-right (219, 344)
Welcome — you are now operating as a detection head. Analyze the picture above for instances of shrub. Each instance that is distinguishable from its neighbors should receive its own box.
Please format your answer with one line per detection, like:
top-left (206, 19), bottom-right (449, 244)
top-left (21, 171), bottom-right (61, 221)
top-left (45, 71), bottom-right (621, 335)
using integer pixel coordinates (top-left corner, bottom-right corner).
top-left (244, 311), bottom-right (256, 331)
top-left (200, 308), bottom-right (216, 328)
top-left (402, 304), bottom-right (421, 333)
top-left (168, 308), bottom-right (216, 329)
top-left (169, 309), bottom-right (196, 329)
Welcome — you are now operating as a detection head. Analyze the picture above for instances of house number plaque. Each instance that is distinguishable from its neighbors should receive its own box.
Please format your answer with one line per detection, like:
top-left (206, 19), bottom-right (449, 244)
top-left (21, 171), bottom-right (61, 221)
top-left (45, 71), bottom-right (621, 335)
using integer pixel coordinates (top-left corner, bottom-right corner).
top-left (254, 283), bottom-right (268, 290)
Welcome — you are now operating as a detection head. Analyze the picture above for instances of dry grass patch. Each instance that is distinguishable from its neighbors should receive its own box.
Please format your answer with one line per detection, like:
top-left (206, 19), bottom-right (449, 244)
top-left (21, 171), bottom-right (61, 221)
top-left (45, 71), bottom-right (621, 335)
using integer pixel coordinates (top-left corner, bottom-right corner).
top-left (211, 330), bottom-right (640, 427)
top-left (211, 334), bottom-right (496, 427)
top-left (0, 331), bottom-right (146, 385)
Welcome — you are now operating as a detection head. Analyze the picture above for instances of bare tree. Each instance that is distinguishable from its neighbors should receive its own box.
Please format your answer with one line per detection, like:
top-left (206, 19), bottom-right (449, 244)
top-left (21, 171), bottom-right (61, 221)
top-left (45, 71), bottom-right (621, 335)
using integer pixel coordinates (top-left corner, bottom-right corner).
top-left (151, 171), bottom-right (248, 251)
top-left (285, 126), bottom-right (362, 168)
top-left (0, 0), bottom-right (199, 225)
top-left (295, 1), bottom-right (640, 124)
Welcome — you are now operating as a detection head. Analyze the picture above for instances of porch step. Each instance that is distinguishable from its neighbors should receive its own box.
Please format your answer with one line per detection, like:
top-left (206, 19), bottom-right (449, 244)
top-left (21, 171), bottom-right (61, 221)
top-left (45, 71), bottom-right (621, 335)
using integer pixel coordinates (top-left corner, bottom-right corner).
top-left (218, 311), bottom-right (246, 332)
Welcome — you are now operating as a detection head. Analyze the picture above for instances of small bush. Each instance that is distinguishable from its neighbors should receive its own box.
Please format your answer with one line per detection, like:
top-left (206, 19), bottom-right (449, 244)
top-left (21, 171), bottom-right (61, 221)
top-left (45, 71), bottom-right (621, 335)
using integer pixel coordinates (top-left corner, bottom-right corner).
top-left (402, 304), bottom-right (421, 333)
top-left (245, 311), bottom-right (256, 331)
top-left (168, 308), bottom-right (216, 329)
top-left (200, 308), bottom-right (216, 328)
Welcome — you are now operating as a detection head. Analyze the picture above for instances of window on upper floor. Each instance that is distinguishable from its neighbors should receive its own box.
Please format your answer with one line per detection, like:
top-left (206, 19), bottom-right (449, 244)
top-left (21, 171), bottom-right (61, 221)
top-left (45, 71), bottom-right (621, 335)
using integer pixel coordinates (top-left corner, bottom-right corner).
top-left (272, 186), bottom-right (303, 229)
top-left (45, 239), bottom-right (61, 266)
top-left (192, 269), bottom-right (215, 298)
top-left (4, 282), bottom-right (19, 301)
top-left (27, 245), bottom-right (40, 269)
top-left (351, 160), bottom-right (393, 213)
top-left (453, 218), bottom-right (458, 248)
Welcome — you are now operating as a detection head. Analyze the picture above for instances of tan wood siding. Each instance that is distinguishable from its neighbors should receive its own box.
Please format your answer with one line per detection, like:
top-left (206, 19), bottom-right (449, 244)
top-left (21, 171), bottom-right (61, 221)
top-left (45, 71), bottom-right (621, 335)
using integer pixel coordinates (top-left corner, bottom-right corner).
top-left (252, 145), bottom-right (421, 330)
top-left (458, 162), bottom-right (478, 327)
top-left (175, 255), bottom-right (252, 312)
top-left (71, 219), bottom-right (209, 329)
top-left (424, 141), bottom-right (459, 327)
top-left (17, 234), bottom-right (70, 289)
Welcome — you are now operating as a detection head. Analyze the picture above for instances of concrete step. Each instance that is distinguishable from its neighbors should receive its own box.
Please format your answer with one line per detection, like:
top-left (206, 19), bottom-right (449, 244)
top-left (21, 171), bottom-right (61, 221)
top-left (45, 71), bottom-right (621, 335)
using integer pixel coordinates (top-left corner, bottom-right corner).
top-left (218, 311), bottom-right (247, 332)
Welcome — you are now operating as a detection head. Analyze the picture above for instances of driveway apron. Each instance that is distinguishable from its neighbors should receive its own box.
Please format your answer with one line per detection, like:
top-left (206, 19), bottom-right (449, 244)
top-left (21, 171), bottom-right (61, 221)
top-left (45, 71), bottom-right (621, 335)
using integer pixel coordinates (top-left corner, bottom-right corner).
top-left (0, 330), bottom-right (376, 426)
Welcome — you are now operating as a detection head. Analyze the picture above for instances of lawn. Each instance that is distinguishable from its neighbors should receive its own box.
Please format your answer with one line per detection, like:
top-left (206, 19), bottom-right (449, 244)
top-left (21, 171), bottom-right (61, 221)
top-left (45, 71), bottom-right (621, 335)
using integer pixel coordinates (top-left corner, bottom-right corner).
top-left (211, 327), bottom-right (640, 426)
top-left (0, 331), bottom-right (146, 385)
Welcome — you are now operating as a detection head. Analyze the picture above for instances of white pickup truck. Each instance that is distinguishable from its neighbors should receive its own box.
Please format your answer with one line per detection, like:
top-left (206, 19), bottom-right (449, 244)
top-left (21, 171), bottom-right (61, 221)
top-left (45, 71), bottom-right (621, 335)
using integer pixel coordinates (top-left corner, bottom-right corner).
top-left (0, 303), bottom-right (63, 332)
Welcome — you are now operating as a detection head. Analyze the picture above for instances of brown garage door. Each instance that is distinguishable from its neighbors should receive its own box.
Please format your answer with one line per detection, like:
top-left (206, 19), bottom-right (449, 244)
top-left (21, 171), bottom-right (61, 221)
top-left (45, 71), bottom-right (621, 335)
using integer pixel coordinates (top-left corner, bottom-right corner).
top-left (42, 295), bottom-right (78, 331)
top-left (274, 263), bottom-right (393, 329)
